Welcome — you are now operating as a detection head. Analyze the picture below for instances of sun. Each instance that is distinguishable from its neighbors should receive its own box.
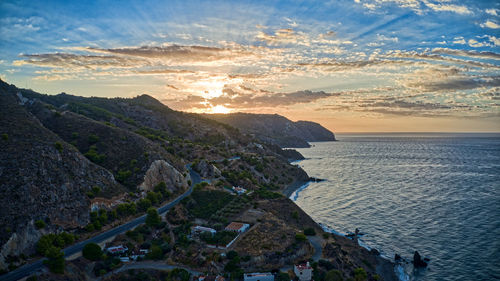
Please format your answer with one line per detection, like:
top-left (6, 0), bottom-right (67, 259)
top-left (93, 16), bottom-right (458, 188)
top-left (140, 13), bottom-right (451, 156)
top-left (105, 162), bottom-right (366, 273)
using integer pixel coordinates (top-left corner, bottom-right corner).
top-left (209, 104), bottom-right (232, 114)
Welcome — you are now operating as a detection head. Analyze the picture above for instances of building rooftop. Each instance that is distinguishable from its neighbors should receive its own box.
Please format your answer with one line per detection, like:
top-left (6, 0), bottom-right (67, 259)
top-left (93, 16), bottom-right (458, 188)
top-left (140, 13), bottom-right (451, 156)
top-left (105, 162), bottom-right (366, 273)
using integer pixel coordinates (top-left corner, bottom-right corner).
top-left (225, 222), bottom-right (247, 231)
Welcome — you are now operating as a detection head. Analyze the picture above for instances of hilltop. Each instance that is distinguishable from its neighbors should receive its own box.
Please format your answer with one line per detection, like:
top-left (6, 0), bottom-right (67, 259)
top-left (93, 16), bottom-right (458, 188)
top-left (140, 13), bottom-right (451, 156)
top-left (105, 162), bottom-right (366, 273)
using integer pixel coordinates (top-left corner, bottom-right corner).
top-left (205, 113), bottom-right (336, 148)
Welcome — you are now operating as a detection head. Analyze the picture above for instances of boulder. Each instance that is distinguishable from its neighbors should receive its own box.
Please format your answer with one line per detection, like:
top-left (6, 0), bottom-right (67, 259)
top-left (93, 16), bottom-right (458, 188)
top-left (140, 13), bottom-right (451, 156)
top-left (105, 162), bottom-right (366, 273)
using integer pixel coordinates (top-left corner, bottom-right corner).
top-left (195, 160), bottom-right (221, 179)
top-left (395, 254), bottom-right (402, 262)
top-left (413, 251), bottom-right (428, 267)
top-left (140, 160), bottom-right (189, 193)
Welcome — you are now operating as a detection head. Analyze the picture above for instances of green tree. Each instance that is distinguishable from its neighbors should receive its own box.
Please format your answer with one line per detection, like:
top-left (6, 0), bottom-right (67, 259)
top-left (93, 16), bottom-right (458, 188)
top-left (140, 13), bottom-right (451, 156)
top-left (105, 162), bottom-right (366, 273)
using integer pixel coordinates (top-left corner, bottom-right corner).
top-left (145, 208), bottom-right (161, 227)
top-left (35, 220), bottom-right (46, 229)
top-left (82, 243), bottom-right (102, 261)
top-left (325, 270), bottom-right (343, 281)
top-left (137, 198), bottom-right (152, 212)
top-left (36, 235), bottom-right (54, 255)
top-left (354, 268), bottom-right (367, 281)
top-left (148, 244), bottom-right (163, 260)
top-left (44, 246), bottom-right (64, 274)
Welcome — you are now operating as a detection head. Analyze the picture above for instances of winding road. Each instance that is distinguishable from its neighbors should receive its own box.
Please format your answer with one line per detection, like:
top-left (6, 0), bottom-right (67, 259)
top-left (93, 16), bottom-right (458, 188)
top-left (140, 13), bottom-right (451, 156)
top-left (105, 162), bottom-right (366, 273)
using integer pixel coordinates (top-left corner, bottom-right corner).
top-left (0, 165), bottom-right (202, 281)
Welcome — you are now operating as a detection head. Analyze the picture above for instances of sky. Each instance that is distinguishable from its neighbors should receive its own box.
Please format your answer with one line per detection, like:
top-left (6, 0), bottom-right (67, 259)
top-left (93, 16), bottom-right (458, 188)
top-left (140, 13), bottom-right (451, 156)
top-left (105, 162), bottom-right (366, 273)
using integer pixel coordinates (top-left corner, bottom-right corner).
top-left (1, 0), bottom-right (499, 132)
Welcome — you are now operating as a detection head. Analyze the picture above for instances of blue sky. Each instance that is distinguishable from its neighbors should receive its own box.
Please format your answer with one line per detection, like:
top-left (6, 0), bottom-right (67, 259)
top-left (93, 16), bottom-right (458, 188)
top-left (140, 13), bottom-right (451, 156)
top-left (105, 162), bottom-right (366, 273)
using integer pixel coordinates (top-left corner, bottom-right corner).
top-left (1, 0), bottom-right (499, 131)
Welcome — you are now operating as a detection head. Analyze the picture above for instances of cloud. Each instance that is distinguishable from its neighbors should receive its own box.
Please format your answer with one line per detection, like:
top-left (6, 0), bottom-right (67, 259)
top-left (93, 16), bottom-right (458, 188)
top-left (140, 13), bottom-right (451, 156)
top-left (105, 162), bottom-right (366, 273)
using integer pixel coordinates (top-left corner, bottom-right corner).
top-left (423, 1), bottom-right (473, 15)
top-left (452, 36), bottom-right (466, 45)
top-left (171, 87), bottom-right (338, 110)
top-left (85, 45), bottom-right (255, 64)
top-left (355, 1), bottom-right (472, 15)
top-left (400, 67), bottom-right (500, 92)
top-left (480, 20), bottom-right (500, 29)
top-left (431, 48), bottom-right (500, 60)
top-left (13, 53), bottom-right (146, 69)
top-left (485, 9), bottom-right (498, 16)
top-left (256, 28), bottom-right (309, 46)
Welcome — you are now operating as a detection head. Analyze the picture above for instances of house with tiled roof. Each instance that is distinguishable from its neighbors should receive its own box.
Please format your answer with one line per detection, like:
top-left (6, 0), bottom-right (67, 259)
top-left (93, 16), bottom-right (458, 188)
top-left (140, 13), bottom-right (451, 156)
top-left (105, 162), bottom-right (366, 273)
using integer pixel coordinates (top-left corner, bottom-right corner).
top-left (225, 222), bottom-right (250, 233)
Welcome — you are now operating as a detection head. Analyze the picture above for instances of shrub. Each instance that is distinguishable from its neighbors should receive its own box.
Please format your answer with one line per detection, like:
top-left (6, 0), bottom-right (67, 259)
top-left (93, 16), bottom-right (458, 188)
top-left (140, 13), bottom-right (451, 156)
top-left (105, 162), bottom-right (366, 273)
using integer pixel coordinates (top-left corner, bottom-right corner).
top-left (88, 134), bottom-right (100, 144)
top-left (295, 233), bottom-right (307, 242)
top-left (147, 244), bottom-right (163, 260)
top-left (115, 169), bottom-right (132, 183)
top-left (71, 132), bottom-right (79, 139)
top-left (354, 268), bottom-right (367, 281)
top-left (54, 142), bottom-right (63, 152)
top-left (35, 220), bottom-right (46, 229)
top-left (276, 272), bottom-right (290, 281)
top-left (82, 243), bottom-right (102, 261)
top-left (325, 269), bottom-right (343, 281)
top-left (92, 186), bottom-right (101, 195)
top-left (1, 133), bottom-right (8, 140)
top-left (84, 145), bottom-right (105, 164)
top-left (304, 227), bottom-right (316, 236)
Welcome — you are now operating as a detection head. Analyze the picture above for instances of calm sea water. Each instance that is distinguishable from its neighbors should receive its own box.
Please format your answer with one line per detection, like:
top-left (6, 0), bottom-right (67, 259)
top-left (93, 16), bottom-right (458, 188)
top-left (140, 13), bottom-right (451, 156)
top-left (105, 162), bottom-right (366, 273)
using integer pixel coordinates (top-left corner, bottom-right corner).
top-left (292, 133), bottom-right (500, 281)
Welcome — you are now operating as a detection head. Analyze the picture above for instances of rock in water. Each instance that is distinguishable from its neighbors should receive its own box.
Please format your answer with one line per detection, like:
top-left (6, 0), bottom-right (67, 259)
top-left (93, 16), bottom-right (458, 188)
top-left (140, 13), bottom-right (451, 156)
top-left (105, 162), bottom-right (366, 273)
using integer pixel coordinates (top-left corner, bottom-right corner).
top-left (413, 251), bottom-right (428, 267)
top-left (395, 254), bottom-right (402, 262)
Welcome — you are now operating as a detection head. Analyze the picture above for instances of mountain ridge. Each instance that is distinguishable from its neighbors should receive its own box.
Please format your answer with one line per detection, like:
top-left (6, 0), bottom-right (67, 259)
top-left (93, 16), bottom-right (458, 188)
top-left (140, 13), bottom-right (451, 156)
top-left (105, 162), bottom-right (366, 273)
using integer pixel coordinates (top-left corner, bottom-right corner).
top-left (205, 112), bottom-right (336, 148)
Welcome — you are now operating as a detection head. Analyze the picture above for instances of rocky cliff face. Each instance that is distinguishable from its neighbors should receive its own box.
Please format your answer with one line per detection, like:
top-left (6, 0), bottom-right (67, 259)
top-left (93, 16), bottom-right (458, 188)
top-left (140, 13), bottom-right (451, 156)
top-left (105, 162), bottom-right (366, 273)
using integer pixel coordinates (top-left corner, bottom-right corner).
top-left (140, 160), bottom-right (190, 193)
top-left (0, 85), bottom-right (122, 269)
top-left (205, 113), bottom-right (335, 148)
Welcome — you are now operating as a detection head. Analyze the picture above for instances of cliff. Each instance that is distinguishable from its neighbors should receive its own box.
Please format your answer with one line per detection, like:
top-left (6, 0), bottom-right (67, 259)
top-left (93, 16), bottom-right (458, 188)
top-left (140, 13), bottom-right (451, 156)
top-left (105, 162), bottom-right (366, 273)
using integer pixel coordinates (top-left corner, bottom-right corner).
top-left (205, 113), bottom-right (336, 148)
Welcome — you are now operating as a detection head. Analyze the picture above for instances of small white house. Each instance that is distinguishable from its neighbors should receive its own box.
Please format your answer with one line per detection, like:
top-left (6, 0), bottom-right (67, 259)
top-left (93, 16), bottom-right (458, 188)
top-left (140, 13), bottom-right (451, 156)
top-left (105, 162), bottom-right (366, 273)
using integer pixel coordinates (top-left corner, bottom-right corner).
top-left (244, 273), bottom-right (274, 281)
top-left (225, 222), bottom-right (250, 233)
top-left (294, 262), bottom-right (313, 281)
top-left (193, 225), bottom-right (217, 236)
top-left (232, 186), bottom-right (247, 195)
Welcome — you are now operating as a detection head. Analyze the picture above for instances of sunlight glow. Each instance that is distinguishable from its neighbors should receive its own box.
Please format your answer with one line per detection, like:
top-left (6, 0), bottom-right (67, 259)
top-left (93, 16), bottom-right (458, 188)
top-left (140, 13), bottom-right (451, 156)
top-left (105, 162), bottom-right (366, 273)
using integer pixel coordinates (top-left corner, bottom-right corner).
top-left (208, 104), bottom-right (232, 114)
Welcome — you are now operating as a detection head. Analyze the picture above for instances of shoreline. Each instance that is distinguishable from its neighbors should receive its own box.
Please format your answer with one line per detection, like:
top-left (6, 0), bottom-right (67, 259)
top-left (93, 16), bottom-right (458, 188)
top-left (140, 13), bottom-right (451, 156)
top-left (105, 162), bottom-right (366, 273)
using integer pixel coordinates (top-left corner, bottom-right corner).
top-left (283, 151), bottom-right (402, 281)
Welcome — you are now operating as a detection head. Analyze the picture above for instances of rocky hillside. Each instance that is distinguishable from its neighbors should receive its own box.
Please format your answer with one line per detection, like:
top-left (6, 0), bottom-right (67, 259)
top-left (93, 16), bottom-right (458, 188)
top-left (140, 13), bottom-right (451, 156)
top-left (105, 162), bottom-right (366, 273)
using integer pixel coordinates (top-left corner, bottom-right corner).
top-left (0, 83), bottom-right (124, 270)
top-left (205, 113), bottom-right (336, 148)
top-left (0, 80), bottom-right (310, 272)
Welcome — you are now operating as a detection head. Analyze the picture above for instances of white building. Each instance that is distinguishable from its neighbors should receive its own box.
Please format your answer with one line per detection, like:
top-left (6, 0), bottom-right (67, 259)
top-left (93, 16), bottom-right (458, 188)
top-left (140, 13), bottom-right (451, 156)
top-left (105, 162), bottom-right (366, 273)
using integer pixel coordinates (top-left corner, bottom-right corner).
top-left (225, 222), bottom-right (250, 233)
top-left (294, 262), bottom-right (313, 281)
top-left (244, 273), bottom-right (274, 281)
top-left (232, 186), bottom-right (247, 195)
top-left (192, 225), bottom-right (217, 236)
top-left (106, 245), bottom-right (128, 255)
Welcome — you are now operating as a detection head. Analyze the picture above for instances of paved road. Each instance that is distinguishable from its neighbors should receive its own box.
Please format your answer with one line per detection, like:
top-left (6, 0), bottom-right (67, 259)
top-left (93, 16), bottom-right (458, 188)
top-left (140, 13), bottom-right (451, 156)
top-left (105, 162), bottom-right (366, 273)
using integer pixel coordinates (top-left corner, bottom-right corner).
top-left (0, 165), bottom-right (202, 281)
top-left (307, 236), bottom-right (323, 261)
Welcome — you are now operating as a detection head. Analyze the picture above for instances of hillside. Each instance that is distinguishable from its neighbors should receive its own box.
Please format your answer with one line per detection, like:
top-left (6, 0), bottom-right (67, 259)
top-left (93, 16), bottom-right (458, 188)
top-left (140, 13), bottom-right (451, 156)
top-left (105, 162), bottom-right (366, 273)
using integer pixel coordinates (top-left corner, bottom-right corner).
top-left (205, 113), bottom-right (336, 148)
top-left (0, 80), bottom-right (308, 272)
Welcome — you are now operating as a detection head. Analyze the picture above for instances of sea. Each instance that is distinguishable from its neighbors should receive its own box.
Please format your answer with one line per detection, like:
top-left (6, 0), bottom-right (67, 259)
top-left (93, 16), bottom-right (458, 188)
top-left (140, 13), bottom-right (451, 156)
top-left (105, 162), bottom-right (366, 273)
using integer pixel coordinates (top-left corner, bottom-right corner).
top-left (290, 133), bottom-right (500, 281)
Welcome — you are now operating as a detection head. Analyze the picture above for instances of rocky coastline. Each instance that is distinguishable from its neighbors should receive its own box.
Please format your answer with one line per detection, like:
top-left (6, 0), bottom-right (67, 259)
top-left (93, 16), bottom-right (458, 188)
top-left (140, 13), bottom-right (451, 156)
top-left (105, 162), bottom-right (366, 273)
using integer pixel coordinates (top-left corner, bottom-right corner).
top-left (282, 150), bottom-right (400, 281)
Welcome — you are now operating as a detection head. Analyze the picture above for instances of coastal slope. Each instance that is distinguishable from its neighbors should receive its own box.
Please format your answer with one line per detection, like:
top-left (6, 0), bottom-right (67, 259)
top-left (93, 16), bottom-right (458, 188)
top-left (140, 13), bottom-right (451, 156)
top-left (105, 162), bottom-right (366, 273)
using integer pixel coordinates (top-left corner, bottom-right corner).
top-left (205, 113), bottom-right (336, 148)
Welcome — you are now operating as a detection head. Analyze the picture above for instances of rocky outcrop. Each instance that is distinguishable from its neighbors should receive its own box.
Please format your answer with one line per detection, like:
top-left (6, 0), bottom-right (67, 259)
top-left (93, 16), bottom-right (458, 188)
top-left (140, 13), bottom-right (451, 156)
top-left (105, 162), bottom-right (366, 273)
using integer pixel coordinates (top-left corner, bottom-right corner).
top-left (205, 113), bottom-right (335, 148)
top-left (195, 160), bottom-right (221, 179)
top-left (140, 160), bottom-right (190, 193)
top-left (413, 251), bottom-right (428, 267)
top-left (0, 222), bottom-right (41, 271)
